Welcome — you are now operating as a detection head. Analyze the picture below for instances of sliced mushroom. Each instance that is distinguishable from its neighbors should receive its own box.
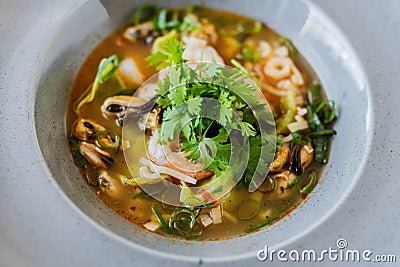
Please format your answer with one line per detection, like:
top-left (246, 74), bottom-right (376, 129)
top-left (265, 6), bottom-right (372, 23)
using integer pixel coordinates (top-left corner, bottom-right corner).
top-left (74, 119), bottom-right (106, 141)
top-left (123, 21), bottom-right (154, 42)
top-left (269, 146), bottom-right (290, 172)
top-left (79, 141), bottom-right (114, 169)
top-left (101, 95), bottom-right (158, 125)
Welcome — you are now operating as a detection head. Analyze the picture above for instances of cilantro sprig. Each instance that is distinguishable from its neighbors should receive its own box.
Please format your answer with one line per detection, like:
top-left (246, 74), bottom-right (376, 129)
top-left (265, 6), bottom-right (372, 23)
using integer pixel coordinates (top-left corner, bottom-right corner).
top-left (145, 40), bottom-right (274, 184)
top-left (146, 39), bottom-right (187, 70)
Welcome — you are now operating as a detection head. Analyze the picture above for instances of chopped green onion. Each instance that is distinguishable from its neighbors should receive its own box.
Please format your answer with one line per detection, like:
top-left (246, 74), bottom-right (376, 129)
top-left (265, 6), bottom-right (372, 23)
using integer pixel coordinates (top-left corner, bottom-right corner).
top-left (307, 129), bottom-right (336, 137)
top-left (287, 169), bottom-right (311, 189)
top-left (310, 84), bottom-right (322, 106)
top-left (166, 11), bottom-right (180, 29)
top-left (97, 55), bottom-right (119, 83)
top-left (151, 204), bottom-right (172, 234)
top-left (235, 198), bottom-right (260, 220)
top-left (156, 9), bottom-right (167, 30)
top-left (291, 131), bottom-right (305, 146)
top-left (314, 99), bottom-right (336, 124)
top-left (154, 8), bottom-right (197, 32)
top-left (237, 44), bottom-right (260, 62)
top-left (237, 19), bottom-right (262, 34)
top-left (305, 105), bottom-right (316, 131)
top-left (96, 130), bottom-right (120, 149)
top-left (245, 213), bottom-right (279, 233)
top-left (245, 199), bottom-right (295, 233)
top-left (299, 171), bottom-right (316, 194)
top-left (173, 219), bottom-right (203, 238)
top-left (314, 99), bottom-right (330, 113)
top-left (306, 104), bottom-right (325, 131)
top-left (258, 176), bottom-right (276, 192)
top-left (179, 13), bottom-right (202, 31)
top-left (314, 137), bottom-right (329, 164)
top-left (169, 208), bottom-right (203, 238)
top-left (133, 4), bottom-right (158, 25)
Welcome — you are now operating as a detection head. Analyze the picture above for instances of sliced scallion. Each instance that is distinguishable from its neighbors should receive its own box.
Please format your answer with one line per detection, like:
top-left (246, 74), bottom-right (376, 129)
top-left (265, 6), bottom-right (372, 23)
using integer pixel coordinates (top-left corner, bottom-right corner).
top-left (156, 9), bottom-right (167, 30)
top-left (96, 130), bottom-right (120, 149)
top-left (151, 204), bottom-right (171, 234)
top-left (258, 176), bottom-right (276, 192)
top-left (133, 4), bottom-right (158, 25)
top-left (169, 208), bottom-right (203, 239)
top-left (291, 131), bottom-right (305, 146)
top-left (299, 171), bottom-right (316, 194)
top-left (307, 129), bottom-right (336, 137)
top-left (237, 19), bottom-right (262, 34)
top-left (244, 214), bottom-right (279, 233)
top-left (166, 11), bottom-right (180, 29)
top-left (310, 84), bottom-right (322, 106)
top-left (245, 199), bottom-right (295, 233)
top-left (314, 99), bottom-right (336, 124)
top-left (173, 219), bottom-right (203, 238)
top-left (287, 169), bottom-right (311, 189)
top-left (235, 198), bottom-right (260, 220)
top-left (314, 137), bottom-right (328, 164)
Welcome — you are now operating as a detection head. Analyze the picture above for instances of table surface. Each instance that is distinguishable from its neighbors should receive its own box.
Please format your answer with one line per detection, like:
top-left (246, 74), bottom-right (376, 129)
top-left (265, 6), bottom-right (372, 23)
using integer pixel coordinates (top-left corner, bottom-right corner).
top-left (0, 0), bottom-right (399, 266)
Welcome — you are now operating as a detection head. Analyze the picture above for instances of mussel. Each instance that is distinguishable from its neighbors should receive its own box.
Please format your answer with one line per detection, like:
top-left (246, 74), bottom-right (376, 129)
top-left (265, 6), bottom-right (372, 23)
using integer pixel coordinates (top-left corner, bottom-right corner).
top-left (101, 95), bottom-right (158, 126)
top-left (74, 119), bottom-right (106, 142)
top-left (123, 21), bottom-right (154, 42)
top-left (138, 106), bottom-right (161, 132)
top-left (269, 146), bottom-right (290, 172)
top-left (79, 142), bottom-right (114, 169)
top-left (289, 145), bottom-right (314, 174)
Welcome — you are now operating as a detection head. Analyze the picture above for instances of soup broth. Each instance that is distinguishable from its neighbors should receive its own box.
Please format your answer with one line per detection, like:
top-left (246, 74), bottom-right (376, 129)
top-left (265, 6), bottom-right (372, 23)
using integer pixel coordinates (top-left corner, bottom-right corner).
top-left (67, 6), bottom-right (336, 240)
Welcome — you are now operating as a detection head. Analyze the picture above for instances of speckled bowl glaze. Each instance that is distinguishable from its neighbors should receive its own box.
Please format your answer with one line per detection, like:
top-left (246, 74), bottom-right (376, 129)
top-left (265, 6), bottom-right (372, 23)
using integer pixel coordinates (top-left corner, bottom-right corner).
top-left (33, 0), bottom-right (371, 262)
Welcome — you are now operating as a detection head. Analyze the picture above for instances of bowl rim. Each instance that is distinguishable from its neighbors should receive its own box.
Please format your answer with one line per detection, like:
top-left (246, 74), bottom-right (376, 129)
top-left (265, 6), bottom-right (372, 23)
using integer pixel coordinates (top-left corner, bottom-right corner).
top-left (29, 0), bottom-right (374, 263)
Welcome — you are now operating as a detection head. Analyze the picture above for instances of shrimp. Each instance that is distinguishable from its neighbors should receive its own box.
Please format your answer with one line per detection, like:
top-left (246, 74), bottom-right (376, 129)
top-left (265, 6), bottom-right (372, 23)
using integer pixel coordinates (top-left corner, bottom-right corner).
top-left (147, 131), bottom-right (214, 180)
top-left (182, 36), bottom-right (224, 64)
top-left (263, 56), bottom-right (292, 80)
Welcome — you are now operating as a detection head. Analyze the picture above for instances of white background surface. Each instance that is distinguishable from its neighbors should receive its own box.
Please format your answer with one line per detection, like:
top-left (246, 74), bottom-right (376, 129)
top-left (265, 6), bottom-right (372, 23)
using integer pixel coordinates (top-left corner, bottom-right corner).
top-left (0, 0), bottom-right (399, 266)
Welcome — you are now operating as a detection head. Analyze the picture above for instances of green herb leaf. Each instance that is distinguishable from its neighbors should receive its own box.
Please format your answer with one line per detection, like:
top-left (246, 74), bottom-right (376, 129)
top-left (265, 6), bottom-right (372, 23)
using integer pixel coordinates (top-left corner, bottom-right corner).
top-left (146, 39), bottom-right (186, 70)
top-left (68, 136), bottom-right (86, 168)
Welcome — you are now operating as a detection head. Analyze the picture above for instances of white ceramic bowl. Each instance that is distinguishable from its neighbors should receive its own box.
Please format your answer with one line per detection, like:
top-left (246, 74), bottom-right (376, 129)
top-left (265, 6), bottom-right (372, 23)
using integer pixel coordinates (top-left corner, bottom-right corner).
top-left (33, 0), bottom-right (371, 262)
